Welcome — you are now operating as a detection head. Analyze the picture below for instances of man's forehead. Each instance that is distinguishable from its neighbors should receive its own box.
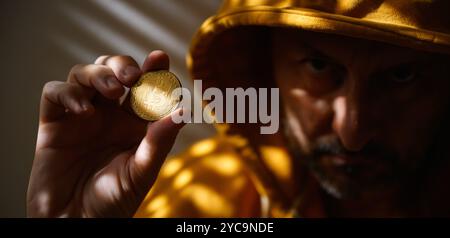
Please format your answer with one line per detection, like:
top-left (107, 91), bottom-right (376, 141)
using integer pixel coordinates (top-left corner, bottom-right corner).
top-left (273, 28), bottom-right (434, 67)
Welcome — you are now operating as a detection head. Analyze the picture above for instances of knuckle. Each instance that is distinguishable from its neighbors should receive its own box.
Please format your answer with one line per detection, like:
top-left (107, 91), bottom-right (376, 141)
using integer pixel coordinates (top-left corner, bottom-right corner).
top-left (86, 64), bottom-right (105, 74)
top-left (43, 81), bottom-right (62, 93)
top-left (88, 64), bottom-right (114, 80)
top-left (110, 55), bottom-right (136, 66)
top-left (69, 64), bottom-right (112, 83)
top-left (68, 64), bottom-right (86, 80)
top-left (96, 55), bottom-right (136, 66)
top-left (117, 55), bottom-right (134, 62)
top-left (94, 55), bottom-right (111, 64)
top-left (69, 64), bottom-right (85, 74)
top-left (42, 81), bottom-right (72, 102)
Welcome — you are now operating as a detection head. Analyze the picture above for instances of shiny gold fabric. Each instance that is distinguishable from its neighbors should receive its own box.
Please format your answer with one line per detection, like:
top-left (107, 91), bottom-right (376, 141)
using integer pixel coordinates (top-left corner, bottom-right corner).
top-left (135, 134), bottom-right (272, 217)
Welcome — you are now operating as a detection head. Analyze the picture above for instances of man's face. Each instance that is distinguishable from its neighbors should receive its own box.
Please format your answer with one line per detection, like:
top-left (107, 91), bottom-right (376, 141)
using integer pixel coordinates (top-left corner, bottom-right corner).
top-left (272, 29), bottom-right (450, 199)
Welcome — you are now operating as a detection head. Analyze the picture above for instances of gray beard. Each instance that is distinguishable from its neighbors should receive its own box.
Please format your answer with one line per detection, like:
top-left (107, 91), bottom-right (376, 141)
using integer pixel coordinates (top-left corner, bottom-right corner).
top-left (281, 119), bottom-right (348, 198)
top-left (281, 118), bottom-right (410, 200)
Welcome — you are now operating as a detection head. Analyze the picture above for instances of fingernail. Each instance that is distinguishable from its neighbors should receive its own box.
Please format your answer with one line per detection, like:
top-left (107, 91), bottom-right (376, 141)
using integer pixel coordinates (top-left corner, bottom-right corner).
top-left (122, 66), bottom-right (141, 78)
top-left (104, 76), bottom-right (121, 89)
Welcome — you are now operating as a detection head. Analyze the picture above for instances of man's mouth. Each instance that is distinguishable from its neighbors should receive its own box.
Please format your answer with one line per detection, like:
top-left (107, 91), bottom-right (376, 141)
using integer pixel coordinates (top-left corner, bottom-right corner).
top-left (318, 154), bottom-right (392, 179)
top-left (323, 154), bottom-right (378, 166)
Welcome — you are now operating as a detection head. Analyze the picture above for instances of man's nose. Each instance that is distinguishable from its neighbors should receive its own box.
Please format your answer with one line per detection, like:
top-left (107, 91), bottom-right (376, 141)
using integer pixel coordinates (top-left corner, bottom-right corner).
top-left (332, 91), bottom-right (375, 152)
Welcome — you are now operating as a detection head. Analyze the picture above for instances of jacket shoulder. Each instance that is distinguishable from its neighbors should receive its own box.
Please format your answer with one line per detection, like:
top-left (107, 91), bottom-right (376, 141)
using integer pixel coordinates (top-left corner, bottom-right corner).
top-left (134, 136), bottom-right (262, 217)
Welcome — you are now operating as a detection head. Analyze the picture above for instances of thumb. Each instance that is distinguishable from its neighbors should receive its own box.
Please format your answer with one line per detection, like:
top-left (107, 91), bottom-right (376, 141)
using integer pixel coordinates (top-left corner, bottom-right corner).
top-left (130, 108), bottom-right (187, 194)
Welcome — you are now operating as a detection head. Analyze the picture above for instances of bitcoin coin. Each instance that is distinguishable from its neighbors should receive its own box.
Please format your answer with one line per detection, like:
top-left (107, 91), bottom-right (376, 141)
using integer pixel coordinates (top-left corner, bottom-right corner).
top-left (130, 70), bottom-right (182, 121)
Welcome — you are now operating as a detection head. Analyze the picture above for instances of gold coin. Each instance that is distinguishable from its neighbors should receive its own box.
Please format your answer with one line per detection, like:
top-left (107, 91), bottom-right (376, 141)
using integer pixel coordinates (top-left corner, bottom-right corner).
top-left (130, 70), bottom-right (182, 121)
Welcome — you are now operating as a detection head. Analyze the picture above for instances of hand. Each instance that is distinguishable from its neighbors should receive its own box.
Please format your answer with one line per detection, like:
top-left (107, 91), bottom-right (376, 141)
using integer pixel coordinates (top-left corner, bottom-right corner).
top-left (27, 51), bottom-right (186, 217)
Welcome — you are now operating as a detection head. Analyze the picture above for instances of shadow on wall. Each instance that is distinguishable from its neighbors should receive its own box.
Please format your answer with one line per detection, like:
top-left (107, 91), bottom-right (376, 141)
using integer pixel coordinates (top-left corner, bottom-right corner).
top-left (0, 0), bottom-right (220, 217)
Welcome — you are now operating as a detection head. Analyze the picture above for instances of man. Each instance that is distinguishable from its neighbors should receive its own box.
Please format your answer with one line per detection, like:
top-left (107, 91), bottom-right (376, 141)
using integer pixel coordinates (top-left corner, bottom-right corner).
top-left (27, 0), bottom-right (450, 217)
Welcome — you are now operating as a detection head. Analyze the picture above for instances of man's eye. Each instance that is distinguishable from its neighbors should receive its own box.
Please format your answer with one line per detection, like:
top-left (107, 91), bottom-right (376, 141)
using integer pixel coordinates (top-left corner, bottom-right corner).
top-left (389, 67), bottom-right (416, 83)
top-left (305, 58), bottom-right (330, 73)
top-left (298, 57), bottom-right (343, 95)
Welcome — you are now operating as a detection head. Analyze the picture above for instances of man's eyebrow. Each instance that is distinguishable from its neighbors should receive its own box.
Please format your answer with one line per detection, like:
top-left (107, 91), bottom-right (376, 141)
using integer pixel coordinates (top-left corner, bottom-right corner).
top-left (296, 40), bottom-right (341, 63)
top-left (380, 56), bottom-right (437, 72)
top-left (301, 42), bottom-right (438, 69)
